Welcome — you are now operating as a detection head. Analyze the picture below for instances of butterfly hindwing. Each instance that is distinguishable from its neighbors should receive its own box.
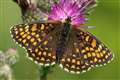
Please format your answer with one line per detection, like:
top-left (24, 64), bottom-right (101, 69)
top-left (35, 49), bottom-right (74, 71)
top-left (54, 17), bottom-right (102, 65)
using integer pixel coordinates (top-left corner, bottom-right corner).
top-left (10, 22), bottom-right (60, 66)
top-left (59, 27), bottom-right (113, 74)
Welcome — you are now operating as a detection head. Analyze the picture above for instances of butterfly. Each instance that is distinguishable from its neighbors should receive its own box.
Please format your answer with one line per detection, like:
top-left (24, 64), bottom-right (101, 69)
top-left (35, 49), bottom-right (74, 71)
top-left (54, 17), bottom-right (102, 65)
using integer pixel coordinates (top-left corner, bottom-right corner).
top-left (10, 17), bottom-right (113, 74)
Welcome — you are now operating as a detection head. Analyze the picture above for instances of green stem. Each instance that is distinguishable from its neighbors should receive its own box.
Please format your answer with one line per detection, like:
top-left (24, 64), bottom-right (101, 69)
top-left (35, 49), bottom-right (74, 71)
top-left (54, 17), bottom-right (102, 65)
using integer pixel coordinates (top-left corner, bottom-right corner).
top-left (39, 66), bottom-right (51, 80)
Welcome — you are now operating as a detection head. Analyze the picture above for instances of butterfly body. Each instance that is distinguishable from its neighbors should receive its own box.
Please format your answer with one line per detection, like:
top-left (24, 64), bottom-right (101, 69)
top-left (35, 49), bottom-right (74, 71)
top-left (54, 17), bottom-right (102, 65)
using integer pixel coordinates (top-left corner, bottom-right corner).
top-left (56, 18), bottom-right (72, 62)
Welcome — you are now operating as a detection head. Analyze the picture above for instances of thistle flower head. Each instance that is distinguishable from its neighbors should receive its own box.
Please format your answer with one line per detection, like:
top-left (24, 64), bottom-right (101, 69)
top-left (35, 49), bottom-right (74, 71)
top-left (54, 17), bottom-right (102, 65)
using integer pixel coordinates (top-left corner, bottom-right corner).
top-left (0, 48), bottom-right (18, 80)
top-left (0, 51), bottom-right (6, 66)
top-left (5, 48), bottom-right (19, 66)
top-left (48, 0), bottom-right (97, 26)
top-left (13, 0), bottom-right (97, 26)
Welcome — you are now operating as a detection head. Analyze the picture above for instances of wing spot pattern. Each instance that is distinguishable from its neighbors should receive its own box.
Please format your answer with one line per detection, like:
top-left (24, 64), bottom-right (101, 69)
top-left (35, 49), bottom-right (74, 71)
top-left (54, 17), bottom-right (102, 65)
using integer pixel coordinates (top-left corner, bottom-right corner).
top-left (59, 28), bottom-right (113, 74)
top-left (85, 47), bottom-right (89, 51)
top-left (30, 38), bottom-right (35, 42)
top-left (43, 40), bottom-right (48, 45)
top-left (90, 47), bottom-right (94, 51)
top-left (91, 39), bottom-right (96, 47)
top-left (18, 38), bottom-right (22, 41)
top-left (33, 42), bottom-right (37, 46)
top-left (20, 32), bottom-right (24, 35)
top-left (31, 32), bottom-right (36, 36)
top-left (15, 31), bottom-right (18, 34)
top-left (67, 58), bottom-right (71, 62)
top-left (11, 23), bottom-right (57, 66)
top-left (75, 48), bottom-right (80, 53)
top-left (41, 57), bottom-right (45, 61)
top-left (19, 28), bottom-right (23, 31)
top-left (43, 51), bottom-right (47, 56)
top-left (92, 52), bottom-right (96, 57)
top-left (71, 65), bottom-right (75, 69)
top-left (87, 52), bottom-right (91, 57)
top-left (31, 24), bottom-right (37, 31)
top-left (85, 36), bottom-right (89, 41)
top-left (84, 54), bottom-right (87, 59)
top-left (76, 61), bottom-right (80, 65)
top-left (41, 24), bottom-right (45, 30)
top-left (22, 39), bottom-right (27, 43)
top-left (22, 34), bottom-right (27, 38)
top-left (97, 53), bottom-right (101, 58)
top-left (35, 48), bottom-right (38, 53)
top-left (38, 51), bottom-right (42, 56)
top-left (94, 58), bottom-right (98, 62)
top-left (105, 55), bottom-right (108, 59)
top-left (81, 50), bottom-right (86, 53)
top-left (52, 56), bottom-right (56, 59)
top-left (71, 59), bottom-right (76, 63)
top-left (27, 35), bottom-right (31, 39)
top-left (11, 23), bottom-right (113, 74)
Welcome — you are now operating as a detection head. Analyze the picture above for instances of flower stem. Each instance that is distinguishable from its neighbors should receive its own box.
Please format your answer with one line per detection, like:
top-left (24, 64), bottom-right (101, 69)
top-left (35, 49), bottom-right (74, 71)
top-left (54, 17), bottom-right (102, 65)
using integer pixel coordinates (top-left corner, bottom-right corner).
top-left (39, 66), bottom-right (51, 80)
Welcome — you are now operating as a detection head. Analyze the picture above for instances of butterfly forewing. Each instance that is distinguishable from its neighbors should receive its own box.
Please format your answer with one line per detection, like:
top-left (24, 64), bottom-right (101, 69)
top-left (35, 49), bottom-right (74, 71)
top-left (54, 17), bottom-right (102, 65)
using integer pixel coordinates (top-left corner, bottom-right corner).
top-left (59, 27), bottom-right (113, 74)
top-left (10, 23), bottom-right (60, 66)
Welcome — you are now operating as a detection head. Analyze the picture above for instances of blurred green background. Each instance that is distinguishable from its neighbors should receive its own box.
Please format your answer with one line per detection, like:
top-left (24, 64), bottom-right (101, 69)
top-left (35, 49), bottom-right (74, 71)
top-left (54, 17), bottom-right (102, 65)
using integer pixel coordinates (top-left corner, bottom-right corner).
top-left (0, 0), bottom-right (119, 80)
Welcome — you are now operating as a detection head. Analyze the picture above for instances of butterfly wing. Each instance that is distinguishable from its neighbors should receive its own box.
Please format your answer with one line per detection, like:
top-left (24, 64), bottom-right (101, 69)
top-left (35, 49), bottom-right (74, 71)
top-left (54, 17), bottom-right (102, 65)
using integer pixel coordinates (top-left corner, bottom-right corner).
top-left (10, 22), bottom-right (61, 66)
top-left (59, 27), bottom-right (114, 74)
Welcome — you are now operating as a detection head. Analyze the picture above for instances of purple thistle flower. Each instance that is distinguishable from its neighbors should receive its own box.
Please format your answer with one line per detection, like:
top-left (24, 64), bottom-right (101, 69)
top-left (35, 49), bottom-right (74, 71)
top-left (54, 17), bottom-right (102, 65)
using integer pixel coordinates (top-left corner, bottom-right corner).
top-left (48, 0), bottom-right (97, 26)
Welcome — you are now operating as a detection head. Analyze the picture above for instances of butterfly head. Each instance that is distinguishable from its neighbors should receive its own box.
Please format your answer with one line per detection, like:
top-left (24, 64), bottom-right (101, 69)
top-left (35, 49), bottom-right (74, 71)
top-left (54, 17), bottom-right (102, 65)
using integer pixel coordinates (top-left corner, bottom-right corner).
top-left (48, 0), bottom-right (97, 26)
top-left (64, 17), bottom-right (72, 24)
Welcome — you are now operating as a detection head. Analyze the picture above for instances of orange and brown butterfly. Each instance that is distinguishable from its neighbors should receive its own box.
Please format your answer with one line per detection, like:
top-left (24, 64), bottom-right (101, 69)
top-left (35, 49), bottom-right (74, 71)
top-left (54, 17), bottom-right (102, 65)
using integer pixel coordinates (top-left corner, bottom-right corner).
top-left (10, 0), bottom-right (114, 74)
